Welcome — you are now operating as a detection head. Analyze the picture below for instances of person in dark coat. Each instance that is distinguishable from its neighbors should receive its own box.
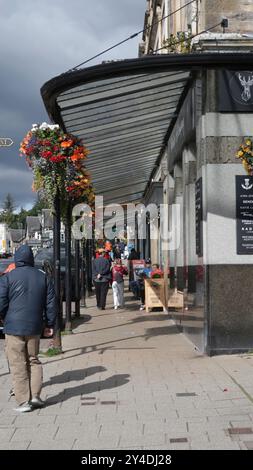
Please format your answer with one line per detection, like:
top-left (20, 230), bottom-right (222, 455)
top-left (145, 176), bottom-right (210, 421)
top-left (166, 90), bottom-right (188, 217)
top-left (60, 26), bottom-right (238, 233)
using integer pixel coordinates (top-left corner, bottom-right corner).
top-left (92, 249), bottom-right (111, 310)
top-left (127, 248), bottom-right (139, 290)
top-left (0, 245), bottom-right (56, 413)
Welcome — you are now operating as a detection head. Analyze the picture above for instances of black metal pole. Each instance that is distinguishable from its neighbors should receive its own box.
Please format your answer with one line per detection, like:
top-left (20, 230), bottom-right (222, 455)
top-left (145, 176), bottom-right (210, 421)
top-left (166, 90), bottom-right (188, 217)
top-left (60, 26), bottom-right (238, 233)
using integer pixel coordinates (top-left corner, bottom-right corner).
top-left (147, 215), bottom-right (151, 260)
top-left (65, 198), bottom-right (72, 332)
top-left (86, 239), bottom-right (93, 295)
top-left (53, 192), bottom-right (62, 350)
top-left (80, 240), bottom-right (87, 307)
top-left (74, 239), bottom-right (80, 317)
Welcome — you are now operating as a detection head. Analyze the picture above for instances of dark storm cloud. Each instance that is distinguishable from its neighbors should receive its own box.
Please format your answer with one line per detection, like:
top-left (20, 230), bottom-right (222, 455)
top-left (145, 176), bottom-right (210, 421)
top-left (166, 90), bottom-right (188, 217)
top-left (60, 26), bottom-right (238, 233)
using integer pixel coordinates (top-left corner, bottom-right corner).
top-left (0, 0), bottom-right (145, 207)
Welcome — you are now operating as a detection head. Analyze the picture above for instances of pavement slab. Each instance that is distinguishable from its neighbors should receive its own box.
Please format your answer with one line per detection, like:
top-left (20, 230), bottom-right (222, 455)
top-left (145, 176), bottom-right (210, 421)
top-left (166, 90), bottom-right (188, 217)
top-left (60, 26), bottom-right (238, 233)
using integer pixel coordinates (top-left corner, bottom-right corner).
top-left (1, 288), bottom-right (253, 450)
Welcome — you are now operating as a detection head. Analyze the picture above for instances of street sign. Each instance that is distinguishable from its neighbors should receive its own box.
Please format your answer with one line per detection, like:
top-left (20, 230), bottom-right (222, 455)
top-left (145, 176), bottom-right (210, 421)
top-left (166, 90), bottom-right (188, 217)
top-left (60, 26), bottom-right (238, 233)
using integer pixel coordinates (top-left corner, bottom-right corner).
top-left (0, 138), bottom-right (13, 147)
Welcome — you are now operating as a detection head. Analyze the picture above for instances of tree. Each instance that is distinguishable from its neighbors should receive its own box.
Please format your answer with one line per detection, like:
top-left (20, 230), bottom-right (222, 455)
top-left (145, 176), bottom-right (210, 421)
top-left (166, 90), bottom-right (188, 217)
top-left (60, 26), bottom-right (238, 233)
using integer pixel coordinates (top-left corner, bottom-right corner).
top-left (0, 193), bottom-right (50, 229)
top-left (28, 194), bottom-right (48, 216)
top-left (1, 193), bottom-right (16, 227)
top-left (2, 193), bottom-right (16, 213)
top-left (16, 207), bottom-right (28, 229)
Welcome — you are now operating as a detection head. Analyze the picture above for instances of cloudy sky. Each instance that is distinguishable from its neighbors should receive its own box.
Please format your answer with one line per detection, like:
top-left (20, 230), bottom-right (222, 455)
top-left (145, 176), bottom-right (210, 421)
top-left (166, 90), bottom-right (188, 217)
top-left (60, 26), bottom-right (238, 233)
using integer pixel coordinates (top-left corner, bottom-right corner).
top-left (0, 0), bottom-right (146, 209)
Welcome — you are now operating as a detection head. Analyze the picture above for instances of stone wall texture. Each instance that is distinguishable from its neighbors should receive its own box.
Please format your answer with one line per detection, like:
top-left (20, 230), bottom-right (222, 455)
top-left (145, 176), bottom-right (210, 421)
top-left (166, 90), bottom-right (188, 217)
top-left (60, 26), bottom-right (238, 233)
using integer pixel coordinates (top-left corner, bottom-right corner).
top-left (201, 0), bottom-right (253, 33)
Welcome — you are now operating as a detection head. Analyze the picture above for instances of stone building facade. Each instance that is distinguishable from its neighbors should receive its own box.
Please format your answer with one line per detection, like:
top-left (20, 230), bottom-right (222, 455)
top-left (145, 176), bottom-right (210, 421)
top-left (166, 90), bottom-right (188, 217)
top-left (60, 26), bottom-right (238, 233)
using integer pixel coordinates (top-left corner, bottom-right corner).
top-left (41, 1), bottom-right (253, 356)
top-left (140, 0), bottom-right (253, 55)
top-left (140, 0), bottom-right (253, 354)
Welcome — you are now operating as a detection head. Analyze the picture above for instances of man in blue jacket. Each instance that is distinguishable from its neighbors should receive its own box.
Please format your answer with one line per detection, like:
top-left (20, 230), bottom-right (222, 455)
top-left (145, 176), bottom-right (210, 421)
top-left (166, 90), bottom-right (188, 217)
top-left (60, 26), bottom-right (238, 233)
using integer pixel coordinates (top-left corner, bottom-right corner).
top-left (0, 245), bottom-right (56, 412)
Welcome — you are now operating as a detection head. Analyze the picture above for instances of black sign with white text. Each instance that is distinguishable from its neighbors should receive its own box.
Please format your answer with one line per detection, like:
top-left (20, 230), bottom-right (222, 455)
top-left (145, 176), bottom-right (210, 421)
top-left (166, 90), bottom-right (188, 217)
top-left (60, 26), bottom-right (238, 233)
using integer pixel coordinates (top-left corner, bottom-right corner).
top-left (236, 175), bottom-right (253, 254)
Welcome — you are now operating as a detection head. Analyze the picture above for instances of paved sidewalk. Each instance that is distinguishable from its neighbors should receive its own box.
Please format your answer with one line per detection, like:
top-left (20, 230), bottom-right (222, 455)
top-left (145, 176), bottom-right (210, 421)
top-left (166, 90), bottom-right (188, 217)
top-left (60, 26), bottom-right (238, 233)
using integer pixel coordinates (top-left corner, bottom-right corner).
top-left (1, 289), bottom-right (253, 450)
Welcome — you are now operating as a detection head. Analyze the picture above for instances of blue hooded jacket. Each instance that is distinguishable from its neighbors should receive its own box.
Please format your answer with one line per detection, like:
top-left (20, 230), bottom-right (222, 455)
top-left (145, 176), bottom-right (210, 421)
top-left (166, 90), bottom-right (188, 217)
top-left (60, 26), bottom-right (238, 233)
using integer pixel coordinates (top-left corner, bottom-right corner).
top-left (0, 245), bottom-right (56, 335)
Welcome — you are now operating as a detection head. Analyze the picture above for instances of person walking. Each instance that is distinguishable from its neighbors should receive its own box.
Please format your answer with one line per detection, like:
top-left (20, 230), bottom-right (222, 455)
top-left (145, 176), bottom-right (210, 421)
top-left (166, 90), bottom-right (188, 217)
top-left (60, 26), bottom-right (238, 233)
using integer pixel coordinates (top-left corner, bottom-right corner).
top-left (0, 245), bottom-right (56, 413)
top-left (92, 249), bottom-right (111, 310)
top-left (111, 259), bottom-right (128, 309)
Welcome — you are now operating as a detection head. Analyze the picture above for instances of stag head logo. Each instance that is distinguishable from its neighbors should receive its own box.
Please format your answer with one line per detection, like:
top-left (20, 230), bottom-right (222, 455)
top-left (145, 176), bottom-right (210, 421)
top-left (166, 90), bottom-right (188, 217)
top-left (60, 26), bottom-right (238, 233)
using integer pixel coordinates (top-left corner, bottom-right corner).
top-left (237, 73), bottom-right (253, 102)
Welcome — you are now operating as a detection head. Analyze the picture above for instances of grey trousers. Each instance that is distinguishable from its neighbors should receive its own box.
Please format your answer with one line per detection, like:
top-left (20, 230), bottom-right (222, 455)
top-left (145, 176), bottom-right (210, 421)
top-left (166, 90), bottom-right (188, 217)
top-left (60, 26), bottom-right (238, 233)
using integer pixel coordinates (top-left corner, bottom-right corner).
top-left (5, 334), bottom-right (42, 405)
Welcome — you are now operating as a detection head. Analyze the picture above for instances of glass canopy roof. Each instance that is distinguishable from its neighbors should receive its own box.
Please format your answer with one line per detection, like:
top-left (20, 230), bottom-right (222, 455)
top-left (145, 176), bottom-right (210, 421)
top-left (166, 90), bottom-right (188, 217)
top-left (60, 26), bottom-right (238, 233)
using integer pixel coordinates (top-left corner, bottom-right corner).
top-left (41, 53), bottom-right (253, 204)
top-left (57, 70), bottom-right (190, 203)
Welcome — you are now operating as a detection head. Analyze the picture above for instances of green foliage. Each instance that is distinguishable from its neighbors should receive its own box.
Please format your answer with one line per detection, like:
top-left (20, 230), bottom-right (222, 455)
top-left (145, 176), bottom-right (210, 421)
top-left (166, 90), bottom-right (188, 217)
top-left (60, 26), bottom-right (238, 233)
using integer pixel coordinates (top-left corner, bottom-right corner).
top-left (39, 347), bottom-right (63, 357)
top-left (2, 193), bottom-right (16, 213)
top-left (61, 330), bottom-right (73, 336)
top-left (20, 123), bottom-right (93, 218)
top-left (0, 193), bottom-right (49, 229)
top-left (0, 194), bottom-right (17, 227)
top-left (163, 32), bottom-right (192, 54)
top-left (28, 194), bottom-right (48, 216)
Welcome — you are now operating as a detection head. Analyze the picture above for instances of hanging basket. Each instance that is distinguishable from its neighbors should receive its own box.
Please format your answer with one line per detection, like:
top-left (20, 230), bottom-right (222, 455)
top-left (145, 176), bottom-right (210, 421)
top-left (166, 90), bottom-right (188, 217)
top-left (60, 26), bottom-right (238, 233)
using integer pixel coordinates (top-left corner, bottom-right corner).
top-left (236, 138), bottom-right (253, 175)
top-left (20, 122), bottom-right (95, 216)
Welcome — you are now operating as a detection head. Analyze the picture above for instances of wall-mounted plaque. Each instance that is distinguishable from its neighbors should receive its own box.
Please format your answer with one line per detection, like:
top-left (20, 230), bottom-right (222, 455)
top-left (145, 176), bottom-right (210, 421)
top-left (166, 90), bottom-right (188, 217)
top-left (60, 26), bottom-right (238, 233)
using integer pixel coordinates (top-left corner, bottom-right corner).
top-left (236, 175), bottom-right (253, 255)
top-left (195, 177), bottom-right (203, 257)
top-left (219, 70), bottom-right (253, 112)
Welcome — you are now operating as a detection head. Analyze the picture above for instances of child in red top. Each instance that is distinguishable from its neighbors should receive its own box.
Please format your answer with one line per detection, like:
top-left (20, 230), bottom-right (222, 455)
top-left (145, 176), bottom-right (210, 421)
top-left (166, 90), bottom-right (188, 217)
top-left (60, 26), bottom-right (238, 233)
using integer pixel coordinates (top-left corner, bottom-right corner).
top-left (111, 259), bottom-right (128, 309)
top-left (150, 264), bottom-right (164, 278)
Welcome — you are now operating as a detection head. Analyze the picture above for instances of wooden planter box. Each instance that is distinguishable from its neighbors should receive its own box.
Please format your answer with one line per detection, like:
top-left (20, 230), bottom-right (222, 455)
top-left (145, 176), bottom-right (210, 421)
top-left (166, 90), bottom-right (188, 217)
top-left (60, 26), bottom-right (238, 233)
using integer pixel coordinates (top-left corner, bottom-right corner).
top-left (144, 278), bottom-right (184, 312)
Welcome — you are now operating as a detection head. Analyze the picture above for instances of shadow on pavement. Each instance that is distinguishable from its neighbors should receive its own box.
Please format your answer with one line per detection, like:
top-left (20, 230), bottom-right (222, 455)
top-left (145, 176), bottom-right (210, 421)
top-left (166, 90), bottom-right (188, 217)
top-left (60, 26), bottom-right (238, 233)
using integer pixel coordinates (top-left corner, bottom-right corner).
top-left (132, 314), bottom-right (169, 323)
top-left (45, 374), bottom-right (130, 404)
top-left (144, 324), bottom-right (182, 340)
top-left (43, 323), bottom-right (182, 364)
top-left (43, 366), bottom-right (106, 387)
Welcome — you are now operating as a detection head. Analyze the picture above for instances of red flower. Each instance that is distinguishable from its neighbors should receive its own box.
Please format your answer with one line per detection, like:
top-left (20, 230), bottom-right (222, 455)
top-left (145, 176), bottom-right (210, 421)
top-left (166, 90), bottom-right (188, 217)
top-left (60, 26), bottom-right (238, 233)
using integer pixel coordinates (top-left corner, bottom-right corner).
top-left (66, 186), bottom-right (75, 192)
top-left (41, 150), bottom-right (53, 159)
top-left (50, 155), bottom-right (66, 163)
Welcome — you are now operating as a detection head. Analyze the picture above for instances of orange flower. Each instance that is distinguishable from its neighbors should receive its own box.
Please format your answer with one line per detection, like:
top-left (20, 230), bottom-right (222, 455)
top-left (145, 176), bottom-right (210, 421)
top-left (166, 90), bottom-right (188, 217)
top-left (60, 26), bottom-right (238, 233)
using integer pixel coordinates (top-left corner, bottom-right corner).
top-left (70, 152), bottom-right (84, 161)
top-left (60, 140), bottom-right (73, 148)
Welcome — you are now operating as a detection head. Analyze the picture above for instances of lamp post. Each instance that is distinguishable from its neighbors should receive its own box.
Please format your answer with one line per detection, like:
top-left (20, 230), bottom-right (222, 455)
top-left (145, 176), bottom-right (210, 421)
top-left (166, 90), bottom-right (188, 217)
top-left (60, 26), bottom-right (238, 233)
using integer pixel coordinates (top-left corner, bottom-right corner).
top-left (53, 191), bottom-right (62, 350)
top-left (86, 239), bottom-right (93, 295)
top-left (80, 239), bottom-right (87, 307)
top-left (74, 238), bottom-right (81, 317)
top-left (65, 197), bottom-right (72, 332)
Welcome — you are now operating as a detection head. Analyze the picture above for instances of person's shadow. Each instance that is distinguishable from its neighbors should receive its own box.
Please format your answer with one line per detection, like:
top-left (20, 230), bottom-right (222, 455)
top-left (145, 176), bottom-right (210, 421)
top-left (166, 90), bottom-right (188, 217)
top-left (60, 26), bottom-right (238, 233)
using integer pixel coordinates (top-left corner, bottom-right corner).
top-left (43, 366), bottom-right (106, 387)
top-left (45, 373), bottom-right (130, 405)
